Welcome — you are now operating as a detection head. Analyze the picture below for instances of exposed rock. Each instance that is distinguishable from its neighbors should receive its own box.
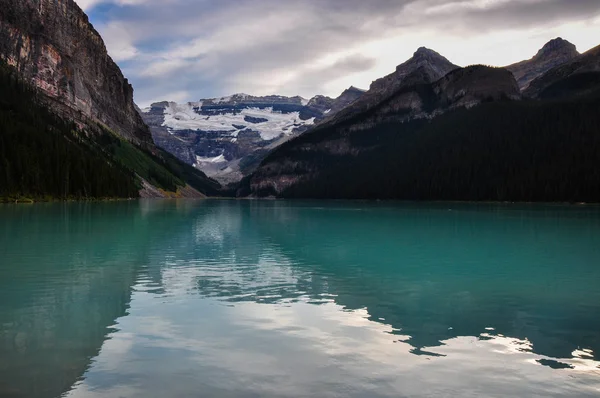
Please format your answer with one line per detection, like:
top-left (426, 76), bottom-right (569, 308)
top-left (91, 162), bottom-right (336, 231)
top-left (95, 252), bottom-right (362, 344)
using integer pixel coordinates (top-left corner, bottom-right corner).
top-left (244, 116), bottom-right (270, 124)
top-left (300, 95), bottom-right (335, 120)
top-left (0, 0), bottom-right (151, 145)
top-left (434, 66), bottom-right (521, 108)
top-left (343, 66), bottom-right (520, 132)
top-left (506, 38), bottom-right (579, 90)
top-left (371, 47), bottom-right (459, 93)
top-left (325, 86), bottom-right (366, 117)
top-left (524, 44), bottom-right (600, 99)
top-left (319, 47), bottom-right (459, 129)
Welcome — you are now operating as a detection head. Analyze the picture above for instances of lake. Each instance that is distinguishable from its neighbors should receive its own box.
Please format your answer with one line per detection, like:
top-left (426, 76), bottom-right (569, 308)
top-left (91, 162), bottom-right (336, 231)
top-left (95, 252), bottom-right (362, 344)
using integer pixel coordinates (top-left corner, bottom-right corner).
top-left (1, 200), bottom-right (599, 397)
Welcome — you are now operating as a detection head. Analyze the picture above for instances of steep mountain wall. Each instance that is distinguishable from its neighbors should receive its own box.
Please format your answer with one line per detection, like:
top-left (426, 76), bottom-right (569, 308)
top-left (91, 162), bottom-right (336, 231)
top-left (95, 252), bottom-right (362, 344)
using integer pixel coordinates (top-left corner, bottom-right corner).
top-left (0, 0), bottom-right (152, 145)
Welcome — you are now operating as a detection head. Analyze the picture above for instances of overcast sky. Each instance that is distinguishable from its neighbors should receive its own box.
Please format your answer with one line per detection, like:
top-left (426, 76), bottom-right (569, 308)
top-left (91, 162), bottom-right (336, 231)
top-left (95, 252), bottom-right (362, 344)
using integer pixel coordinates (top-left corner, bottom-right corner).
top-left (74, 0), bottom-right (600, 106)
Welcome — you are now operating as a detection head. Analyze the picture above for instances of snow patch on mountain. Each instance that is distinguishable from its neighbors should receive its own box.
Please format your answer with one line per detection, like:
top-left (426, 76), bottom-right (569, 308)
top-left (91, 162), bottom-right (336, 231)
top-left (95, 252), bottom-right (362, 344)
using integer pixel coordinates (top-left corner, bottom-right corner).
top-left (161, 102), bottom-right (314, 140)
top-left (197, 154), bottom-right (227, 164)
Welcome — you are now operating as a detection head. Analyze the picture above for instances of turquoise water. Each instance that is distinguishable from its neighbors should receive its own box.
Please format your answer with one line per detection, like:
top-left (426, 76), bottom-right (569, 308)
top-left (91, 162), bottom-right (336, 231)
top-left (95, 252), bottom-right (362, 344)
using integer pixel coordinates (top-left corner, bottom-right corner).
top-left (1, 200), bottom-right (599, 397)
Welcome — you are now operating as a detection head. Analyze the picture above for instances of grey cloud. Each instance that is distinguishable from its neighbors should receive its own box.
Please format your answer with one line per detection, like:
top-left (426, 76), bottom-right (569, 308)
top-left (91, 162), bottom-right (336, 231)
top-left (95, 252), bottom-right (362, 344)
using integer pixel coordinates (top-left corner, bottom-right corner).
top-left (284, 55), bottom-right (378, 95)
top-left (429, 0), bottom-right (600, 33)
top-left (87, 0), bottom-right (600, 105)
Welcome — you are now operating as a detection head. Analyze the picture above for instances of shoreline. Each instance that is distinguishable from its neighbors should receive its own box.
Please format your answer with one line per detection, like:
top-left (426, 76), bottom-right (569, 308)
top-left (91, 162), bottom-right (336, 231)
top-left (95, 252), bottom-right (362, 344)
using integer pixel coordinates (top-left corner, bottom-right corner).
top-left (2, 196), bottom-right (598, 206)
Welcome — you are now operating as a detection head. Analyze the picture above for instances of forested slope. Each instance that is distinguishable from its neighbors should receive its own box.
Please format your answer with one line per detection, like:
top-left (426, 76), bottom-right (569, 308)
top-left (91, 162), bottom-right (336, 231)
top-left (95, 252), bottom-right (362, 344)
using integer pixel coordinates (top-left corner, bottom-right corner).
top-left (243, 81), bottom-right (600, 202)
top-left (0, 63), bottom-right (220, 201)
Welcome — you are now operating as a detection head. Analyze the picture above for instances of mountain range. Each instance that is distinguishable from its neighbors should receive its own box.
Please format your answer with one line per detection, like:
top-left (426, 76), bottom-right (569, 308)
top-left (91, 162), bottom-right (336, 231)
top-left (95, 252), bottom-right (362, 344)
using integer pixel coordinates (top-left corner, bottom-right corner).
top-left (142, 38), bottom-right (586, 187)
top-left (240, 42), bottom-right (600, 201)
top-left (141, 88), bottom-right (365, 184)
top-left (0, 0), bottom-right (599, 202)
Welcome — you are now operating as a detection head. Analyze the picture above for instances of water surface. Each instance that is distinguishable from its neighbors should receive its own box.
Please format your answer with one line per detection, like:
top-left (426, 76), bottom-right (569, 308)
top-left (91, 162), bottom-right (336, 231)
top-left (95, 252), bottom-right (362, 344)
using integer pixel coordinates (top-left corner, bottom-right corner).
top-left (1, 200), bottom-right (599, 397)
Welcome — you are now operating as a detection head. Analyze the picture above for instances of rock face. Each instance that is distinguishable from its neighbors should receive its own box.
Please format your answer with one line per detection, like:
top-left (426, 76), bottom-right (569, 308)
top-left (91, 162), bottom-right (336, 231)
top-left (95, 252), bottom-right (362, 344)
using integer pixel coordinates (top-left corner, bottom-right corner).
top-left (0, 0), bottom-right (151, 145)
top-left (524, 44), bottom-right (600, 99)
top-left (319, 47), bottom-right (459, 129)
top-left (324, 86), bottom-right (366, 117)
top-left (371, 47), bottom-right (459, 93)
top-left (506, 38), bottom-right (579, 90)
top-left (243, 64), bottom-right (521, 197)
top-left (141, 90), bottom-right (364, 184)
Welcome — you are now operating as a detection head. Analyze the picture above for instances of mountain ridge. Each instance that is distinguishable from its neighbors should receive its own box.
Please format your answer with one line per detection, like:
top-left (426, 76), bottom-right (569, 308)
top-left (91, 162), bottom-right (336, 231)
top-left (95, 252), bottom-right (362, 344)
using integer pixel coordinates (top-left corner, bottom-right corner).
top-left (242, 64), bottom-right (522, 197)
top-left (506, 37), bottom-right (579, 90)
top-left (140, 88), bottom-right (365, 184)
top-left (317, 47), bottom-right (459, 130)
top-left (524, 43), bottom-right (600, 99)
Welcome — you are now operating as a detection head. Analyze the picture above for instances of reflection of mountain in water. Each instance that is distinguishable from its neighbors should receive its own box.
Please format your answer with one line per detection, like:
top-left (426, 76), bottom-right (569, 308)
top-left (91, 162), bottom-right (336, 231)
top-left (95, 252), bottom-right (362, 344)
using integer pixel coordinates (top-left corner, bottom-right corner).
top-left (2, 200), bottom-right (599, 398)
top-left (0, 202), bottom-right (205, 398)
top-left (177, 201), bottom-right (600, 363)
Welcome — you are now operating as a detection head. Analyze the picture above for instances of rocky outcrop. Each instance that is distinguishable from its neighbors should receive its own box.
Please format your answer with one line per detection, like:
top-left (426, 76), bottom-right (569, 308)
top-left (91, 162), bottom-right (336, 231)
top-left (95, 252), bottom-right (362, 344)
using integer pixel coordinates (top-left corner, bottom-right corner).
top-left (0, 0), bottom-right (151, 145)
top-left (243, 65), bottom-right (520, 197)
top-left (506, 38), bottom-right (579, 90)
top-left (524, 44), bottom-right (600, 99)
top-left (300, 95), bottom-right (335, 120)
top-left (371, 47), bottom-right (458, 93)
top-left (434, 66), bottom-right (520, 108)
top-left (325, 86), bottom-right (365, 117)
top-left (338, 66), bottom-right (519, 132)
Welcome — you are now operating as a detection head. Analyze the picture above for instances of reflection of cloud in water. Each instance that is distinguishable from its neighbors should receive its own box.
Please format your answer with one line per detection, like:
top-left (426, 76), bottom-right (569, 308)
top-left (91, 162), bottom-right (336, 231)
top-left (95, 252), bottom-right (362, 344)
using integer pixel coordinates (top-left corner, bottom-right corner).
top-left (67, 288), bottom-right (600, 398)
top-left (131, 225), bottom-right (600, 389)
top-left (29, 200), bottom-right (599, 398)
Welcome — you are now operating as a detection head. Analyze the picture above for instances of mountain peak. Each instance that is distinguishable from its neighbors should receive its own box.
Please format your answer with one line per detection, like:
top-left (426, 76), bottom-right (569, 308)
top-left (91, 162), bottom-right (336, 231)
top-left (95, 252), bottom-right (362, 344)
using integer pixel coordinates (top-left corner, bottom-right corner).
top-left (404, 46), bottom-right (454, 66)
top-left (345, 86), bottom-right (367, 94)
top-left (507, 37), bottom-right (580, 90)
top-left (413, 46), bottom-right (439, 57)
top-left (392, 47), bottom-right (458, 80)
top-left (536, 38), bottom-right (578, 59)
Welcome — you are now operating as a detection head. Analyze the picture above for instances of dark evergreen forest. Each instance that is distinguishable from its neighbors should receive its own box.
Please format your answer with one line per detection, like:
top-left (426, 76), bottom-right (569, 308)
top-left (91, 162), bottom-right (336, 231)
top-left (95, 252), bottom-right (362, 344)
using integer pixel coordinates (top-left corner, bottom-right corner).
top-left (0, 63), bottom-right (140, 201)
top-left (255, 87), bottom-right (600, 202)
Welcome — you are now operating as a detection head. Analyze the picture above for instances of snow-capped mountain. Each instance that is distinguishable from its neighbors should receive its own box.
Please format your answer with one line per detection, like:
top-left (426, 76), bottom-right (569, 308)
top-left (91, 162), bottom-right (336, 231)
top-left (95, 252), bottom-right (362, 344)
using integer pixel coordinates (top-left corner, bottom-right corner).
top-left (141, 90), bottom-right (364, 184)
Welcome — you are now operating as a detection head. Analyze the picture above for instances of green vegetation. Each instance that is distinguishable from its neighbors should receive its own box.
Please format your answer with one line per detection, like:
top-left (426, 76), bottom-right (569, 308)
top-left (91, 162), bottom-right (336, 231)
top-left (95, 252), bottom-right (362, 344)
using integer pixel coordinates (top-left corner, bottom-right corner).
top-left (0, 62), bottom-right (221, 202)
top-left (95, 131), bottom-right (183, 192)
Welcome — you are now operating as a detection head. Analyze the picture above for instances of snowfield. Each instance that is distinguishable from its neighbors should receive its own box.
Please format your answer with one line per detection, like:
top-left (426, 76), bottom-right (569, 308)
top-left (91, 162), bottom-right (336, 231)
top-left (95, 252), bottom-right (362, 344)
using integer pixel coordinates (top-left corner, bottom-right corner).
top-left (161, 102), bottom-right (315, 141)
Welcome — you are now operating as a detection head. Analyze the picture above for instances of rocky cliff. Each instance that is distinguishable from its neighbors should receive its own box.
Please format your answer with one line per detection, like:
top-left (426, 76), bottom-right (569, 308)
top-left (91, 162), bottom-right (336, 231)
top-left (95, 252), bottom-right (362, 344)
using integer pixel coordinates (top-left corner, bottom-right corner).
top-left (0, 0), bottom-right (151, 145)
top-left (506, 38), bottom-right (579, 90)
